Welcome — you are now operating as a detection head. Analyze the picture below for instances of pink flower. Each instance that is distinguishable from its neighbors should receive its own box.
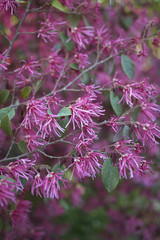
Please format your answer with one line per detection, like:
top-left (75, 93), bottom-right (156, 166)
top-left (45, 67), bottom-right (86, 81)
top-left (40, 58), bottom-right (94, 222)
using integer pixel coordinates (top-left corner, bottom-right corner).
top-left (138, 160), bottom-right (153, 176)
top-left (10, 200), bottom-right (32, 228)
top-left (114, 138), bottom-right (133, 154)
top-left (72, 151), bottom-right (105, 179)
top-left (79, 83), bottom-right (101, 98)
top-left (107, 116), bottom-right (123, 132)
top-left (22, 129), bottom-right (46, 153)
top-left (16, 74), bottom-right (33, 87)
top-left (32, 171), bottom-right (67, 199)
top-left (117, 153), bottom-right (145, 179)
top-left (0, 177), bottom-right (16, 208)
top-left (44, 95), bottom-right (64, 110)
top-left (37, 26), bottom-right (57, 43)
top-left (73, 52), bottom-right (90, 69)
top-left (7, 159), bottom-right (35, 190)
top-left (78, 123), bottom-right (99, 140)
top-left (15, 57), bottom-right (41, 77)
top-left (0, 0), bottom-right (17, 15)
top-left (140, 101), bottom-right (160, 121)
top-left (67, 26), bottom-right (94, 50)
top-left (152, 37), bottom-right (160, 47)
top-left (37, 113), bottom-right (64, 138)
top-left (43, 171), bottom-right (66, 199)
top-left (113, 138), bottom-right (152, 178)
top-left (95, 24), bottom-right (110, 46)
top-left (31, 173), bottom-right (43, 197)
top-left (133, 122), bottom-right (160, 146)
top-left (69, 96), bottom-right (104, 131)
top-left (21, 98), bottom-right (47, 129)
top-left (119, 83), bottom-right (143, 107)
top-left (112, 72), bottom-right (121, 88)
top-left (48, 49), bottom-right (64, 76)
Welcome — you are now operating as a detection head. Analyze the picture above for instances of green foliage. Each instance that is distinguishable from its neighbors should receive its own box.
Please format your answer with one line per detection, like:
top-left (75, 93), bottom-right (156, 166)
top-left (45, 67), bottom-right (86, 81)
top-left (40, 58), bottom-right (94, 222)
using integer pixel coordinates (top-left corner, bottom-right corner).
top-left (1, 115), bottom-right (12, 136)
top-left (68, 14), bottom-right (81, 27)
top-left (0, 107), bottom-right (15, 136)
top-left (0, 175), bottom-right (16, 182)
top-left (83, 16), bottom-right (90, 26)
top-left (70, 62), bottom-right (79, 70)
top-left (0, 89), bottom-right (9, 105)
top-left (52, 162), bottom-right (66, 172)
top-left (0, 107), bottom-right (15, 122)
top-left (121, 54), bottom-right (135, 80)
top-left (81, 72), bottom-right (90, 84)
top-left (60, 32), bottom-right (74, 52)
top-left (102, 157), bottom-right (119, 193)
top-left (122, 125), bottom-right (130, 139)
top-left (21, 86), bottom-right (32, 99)
top-left (51, 0), bottom-right (69, 12)
top-left (58, 116), bottom-right (70, 138)
top-left (110, 91), bottom-right (122, 116)
top-left (18, 140), bottom-right (27, 153)
top-left (58, 107), bottom-right (72, 117)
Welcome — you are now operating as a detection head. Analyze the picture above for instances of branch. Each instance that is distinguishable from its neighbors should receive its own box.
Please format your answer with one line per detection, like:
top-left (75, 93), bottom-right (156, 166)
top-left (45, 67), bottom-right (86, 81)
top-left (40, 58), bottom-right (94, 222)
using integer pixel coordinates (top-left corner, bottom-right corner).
top-left (57, 53), bottom-right (118, 93)
top-left (3, 0), bottom-right (31, 60)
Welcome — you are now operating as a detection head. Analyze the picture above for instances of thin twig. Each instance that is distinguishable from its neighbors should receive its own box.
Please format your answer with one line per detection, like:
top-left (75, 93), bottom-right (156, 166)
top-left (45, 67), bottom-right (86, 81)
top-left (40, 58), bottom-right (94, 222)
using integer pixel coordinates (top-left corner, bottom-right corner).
top-left (56, 53), bottom-right (118, 93)
top-left (3, 0), bottom-right (31, 60)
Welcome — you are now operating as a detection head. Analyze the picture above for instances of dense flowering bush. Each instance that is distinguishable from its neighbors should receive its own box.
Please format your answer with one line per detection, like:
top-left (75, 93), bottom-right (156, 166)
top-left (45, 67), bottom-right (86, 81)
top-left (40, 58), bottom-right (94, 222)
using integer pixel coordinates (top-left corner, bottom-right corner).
top-left (0, 0), bottom-right (160, 239)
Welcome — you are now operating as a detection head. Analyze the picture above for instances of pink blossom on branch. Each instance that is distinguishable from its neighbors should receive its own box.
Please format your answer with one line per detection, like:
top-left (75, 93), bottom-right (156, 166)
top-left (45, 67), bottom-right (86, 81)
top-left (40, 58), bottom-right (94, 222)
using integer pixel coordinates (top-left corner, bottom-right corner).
top-left (133, 122), bottom-right (160, 146)
top-left (0, 177), bottom-right (16, 208)
top-left (0, 0), bottom-right (18, 15)
top-left (67, 26), bottom-right (94, 50)
top-left (7, 159), bottom-right (35, 190)
top-left (15, 57), bottom-right (41, 77)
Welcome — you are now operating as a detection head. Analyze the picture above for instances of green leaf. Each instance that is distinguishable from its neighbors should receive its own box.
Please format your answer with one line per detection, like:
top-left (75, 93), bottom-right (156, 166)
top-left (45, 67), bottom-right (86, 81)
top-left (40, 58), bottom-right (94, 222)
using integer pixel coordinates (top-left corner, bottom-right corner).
top-left (0, 107), bottom-right (15, 123)
top-left (81, 72), bottom-right (90, 84)
top-left (120, 16), bottom-right (133, 30)
top-left (70, 147), bottom-right (77, 157)
top-left (102, 157), bottom-right (119, 193)
top-left (83, 16), bottom-right (90, 26)
top-left (58, 107), bottom-right (71, 117)
top-left (21, 86), bottom-right (32, 100)
top-left (69, 62), bottom-right (79, 70)
top-left (47, 109), bottom-right (53, 115)
top-left (122, 125), bottom-right (130, 139)
top-left (68, 14), bottom-right (81, 27)
top-left (121, 54), bottom-right (135, 80)
top-left (0, 175), bottom-right (16, 182)
top-left (51, 0), bottom-right (69, 12)
top-left (0, 89), bottom-right (9, 105)
top-left (52, 162), bottom-right (66, 172)
top-left (60, 32), bottom-right (74, 52)
top-left (131, 107), bottom-right (139, 121)
top-left (54, 43), bottom-right (62, 51)
top-left (58, 116), bottom-right (70, 138)
top-left (18, 140), bottom-right (27, 153)
top-left (110, 91), bottom-right (122, 116)
top-left (7, 177), bottom-right (16, 183)
top-left (1, 115), bottom-right (12, 136)
top-left (15, 0), bottom-right (28, 2)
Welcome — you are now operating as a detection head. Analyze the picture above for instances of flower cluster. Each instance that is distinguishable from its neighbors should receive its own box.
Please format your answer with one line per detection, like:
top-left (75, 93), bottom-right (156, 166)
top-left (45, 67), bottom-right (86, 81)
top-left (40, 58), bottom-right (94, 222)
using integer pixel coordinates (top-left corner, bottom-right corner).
top-left (0, 0), bottom-right (159, 237)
